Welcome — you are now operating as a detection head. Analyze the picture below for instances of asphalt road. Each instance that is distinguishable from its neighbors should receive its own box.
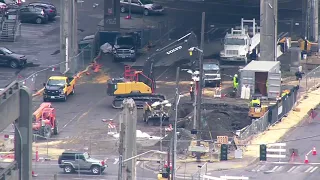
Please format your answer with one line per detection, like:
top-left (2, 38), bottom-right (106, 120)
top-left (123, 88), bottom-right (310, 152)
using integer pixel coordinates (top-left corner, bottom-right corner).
top-left (200, 107), bottom-right (320, 180)
top-left (32, 158), bottom-right (157, 180)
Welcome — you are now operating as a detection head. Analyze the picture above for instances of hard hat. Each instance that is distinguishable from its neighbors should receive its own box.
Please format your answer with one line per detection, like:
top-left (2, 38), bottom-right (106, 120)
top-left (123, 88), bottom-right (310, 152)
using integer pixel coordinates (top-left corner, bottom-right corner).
top-left (190, 82), bottom-right (194, 85)
top-left (234, 74), bottom-right (238, 77)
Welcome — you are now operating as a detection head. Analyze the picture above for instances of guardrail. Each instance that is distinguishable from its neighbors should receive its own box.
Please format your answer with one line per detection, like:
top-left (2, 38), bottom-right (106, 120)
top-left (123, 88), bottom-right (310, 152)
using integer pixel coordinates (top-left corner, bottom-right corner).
top-left (0, 81), bottom-right (20, 106)
top-left (0, 161), bottom-right (18, 179)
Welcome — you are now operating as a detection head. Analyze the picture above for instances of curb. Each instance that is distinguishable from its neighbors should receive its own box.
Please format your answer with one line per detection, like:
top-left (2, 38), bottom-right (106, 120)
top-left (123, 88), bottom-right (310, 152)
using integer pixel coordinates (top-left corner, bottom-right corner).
top-left (31, 55), bottom-right (100, 98)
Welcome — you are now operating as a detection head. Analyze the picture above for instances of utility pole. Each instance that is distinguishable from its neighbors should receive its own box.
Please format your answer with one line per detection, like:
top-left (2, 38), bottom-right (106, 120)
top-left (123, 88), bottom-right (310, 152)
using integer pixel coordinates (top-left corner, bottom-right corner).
top-left (118, 114), bottom-right (125, 180)
top-left (60, 0), bottom-right (70, 74)
top-left (309, 0), bottom-right (318, 41)
top-left (120, 98), bottom-right (137, 180)
top-left (260, 0), bottom-right (277, 61)
top-left (196, 12), bottom-right (205, 162)
top-left (172, 67), bottom-right (180, 180)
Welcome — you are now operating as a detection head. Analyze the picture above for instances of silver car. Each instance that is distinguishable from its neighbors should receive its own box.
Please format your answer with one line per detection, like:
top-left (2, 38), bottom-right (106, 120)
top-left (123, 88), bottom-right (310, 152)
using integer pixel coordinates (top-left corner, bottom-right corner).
top-left (120, 0), bottom-right (164, 16)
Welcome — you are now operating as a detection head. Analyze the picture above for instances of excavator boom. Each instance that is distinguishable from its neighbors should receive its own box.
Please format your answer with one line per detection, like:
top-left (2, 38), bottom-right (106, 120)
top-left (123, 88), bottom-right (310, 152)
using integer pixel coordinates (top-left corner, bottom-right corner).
top-left (107, 32), bottom-right (199, 109)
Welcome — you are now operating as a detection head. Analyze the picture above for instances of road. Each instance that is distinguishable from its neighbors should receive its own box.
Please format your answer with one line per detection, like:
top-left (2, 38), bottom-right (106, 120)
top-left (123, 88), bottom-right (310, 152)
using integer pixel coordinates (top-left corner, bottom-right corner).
top-left (32, 157), bottom-right (157, 180)
top-left (200, 107), bottom-right (320, 180)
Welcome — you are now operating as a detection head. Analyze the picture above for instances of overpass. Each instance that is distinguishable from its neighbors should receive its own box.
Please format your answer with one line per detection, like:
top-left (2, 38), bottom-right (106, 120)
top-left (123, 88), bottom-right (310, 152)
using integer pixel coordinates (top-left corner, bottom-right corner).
top-left (0, 81), bottom-right (32, 180)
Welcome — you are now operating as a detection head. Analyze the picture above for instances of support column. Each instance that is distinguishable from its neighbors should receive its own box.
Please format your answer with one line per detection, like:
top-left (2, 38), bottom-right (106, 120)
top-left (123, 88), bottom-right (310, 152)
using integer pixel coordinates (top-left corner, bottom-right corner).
top-left (260, 0), bottom-right (277, 61)
top-left (60, 0), bottom-right (71, 74)
top-left (17, 87), bottom-right (32, 180)
top-left (310, 0), bottom-right (318, 41)
top-left (104, 0), bottom-right (120, 31)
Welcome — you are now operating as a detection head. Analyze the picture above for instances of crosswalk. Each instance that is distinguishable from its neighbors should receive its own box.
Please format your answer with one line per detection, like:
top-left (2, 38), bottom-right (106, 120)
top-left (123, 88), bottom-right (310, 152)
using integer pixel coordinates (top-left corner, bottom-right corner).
top-left (251, 164), bottom-right (320, 174)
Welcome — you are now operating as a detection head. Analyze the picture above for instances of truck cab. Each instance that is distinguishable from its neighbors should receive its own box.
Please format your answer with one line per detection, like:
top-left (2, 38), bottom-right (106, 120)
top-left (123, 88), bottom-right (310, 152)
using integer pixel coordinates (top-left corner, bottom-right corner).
top-left (43, 76), bottom-right (76, 102)
top-left (220, 18), bottom-right (260, 64)
top-left (203, 62), bottom-right (221, 87)
top-left (112, 35), bottom-right (137, 62)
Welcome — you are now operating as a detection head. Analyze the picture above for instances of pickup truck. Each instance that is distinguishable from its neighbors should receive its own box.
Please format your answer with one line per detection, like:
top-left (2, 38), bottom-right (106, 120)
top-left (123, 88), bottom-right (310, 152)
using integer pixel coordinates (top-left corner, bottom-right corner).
top-left (43, 76), bottom-right (76, 102)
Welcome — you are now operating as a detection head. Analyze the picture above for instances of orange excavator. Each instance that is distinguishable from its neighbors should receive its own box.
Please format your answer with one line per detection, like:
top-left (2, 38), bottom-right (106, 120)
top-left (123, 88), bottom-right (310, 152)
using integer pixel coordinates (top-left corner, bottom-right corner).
top-left (32, 103), bottom-right (58, 139)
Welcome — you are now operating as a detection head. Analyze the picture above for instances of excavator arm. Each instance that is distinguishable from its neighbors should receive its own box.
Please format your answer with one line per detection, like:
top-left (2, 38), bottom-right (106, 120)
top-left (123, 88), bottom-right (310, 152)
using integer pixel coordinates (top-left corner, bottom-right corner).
top-left (141, 32), bottom-right (198, 89)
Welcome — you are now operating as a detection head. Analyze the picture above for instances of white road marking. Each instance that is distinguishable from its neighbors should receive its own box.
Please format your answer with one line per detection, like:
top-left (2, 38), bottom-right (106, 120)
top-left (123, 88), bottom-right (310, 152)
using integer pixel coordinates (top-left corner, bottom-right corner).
top-left (276, 166), bottom-right (284, 172)
top-left (269, 166), bottom-right (279, 172)
top-left (292, 166), bottom-right (301, 172)
top-left (309, 166), bottom-right (318, 173)
top-left (113, 158), bottom-right (119, 164)
top-left (305, 166), bottom-right (314, 173)
top-left (136, 161), bottom-right (140, 165)
top-left (287, 166), bottom-right (297, 172)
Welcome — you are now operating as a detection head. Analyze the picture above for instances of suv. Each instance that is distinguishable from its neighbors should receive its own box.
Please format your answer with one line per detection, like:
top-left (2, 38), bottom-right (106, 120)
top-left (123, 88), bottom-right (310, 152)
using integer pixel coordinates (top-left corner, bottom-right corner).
top-left (120, 0), bottom-right (164, 16)
top-left (6, 6), bottom-right (48, 24)
top-left (203, 62), bottom-right (221, 87)
top-left (26, 2), bottom-right (57, 20)
top-left (112, 35), bottom-right (136, 62)
top-left (0, 47), bottom-right (27, 68)
top-left (58, 151), bottom-right (108, 175)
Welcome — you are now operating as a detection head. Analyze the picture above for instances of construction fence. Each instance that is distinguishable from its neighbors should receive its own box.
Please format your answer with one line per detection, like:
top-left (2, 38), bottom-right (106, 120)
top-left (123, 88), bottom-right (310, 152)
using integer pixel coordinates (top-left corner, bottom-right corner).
top-left (239, 85), bottom-right (299, 141)
top-left (18, 45), bottom-right (92, 93)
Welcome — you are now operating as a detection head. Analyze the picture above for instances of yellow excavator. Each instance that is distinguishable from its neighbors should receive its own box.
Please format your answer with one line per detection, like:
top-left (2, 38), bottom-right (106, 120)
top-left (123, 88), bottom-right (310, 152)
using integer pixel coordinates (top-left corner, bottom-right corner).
top-left (107, 32), bottom-right (198, 109)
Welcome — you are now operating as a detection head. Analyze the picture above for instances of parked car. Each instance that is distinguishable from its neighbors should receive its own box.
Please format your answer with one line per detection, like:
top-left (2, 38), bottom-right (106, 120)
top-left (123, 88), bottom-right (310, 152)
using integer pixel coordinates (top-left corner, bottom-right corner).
top-left (120, 0), bottom-right (164, 16)
top-left (26, 2), bottom-right (56, 20)
top-left (6, 6), bottom-right (48, 24)
top-left (0, 47), bottom-right (27, 68)
top-left (58, 151), bottom-right (108, 175)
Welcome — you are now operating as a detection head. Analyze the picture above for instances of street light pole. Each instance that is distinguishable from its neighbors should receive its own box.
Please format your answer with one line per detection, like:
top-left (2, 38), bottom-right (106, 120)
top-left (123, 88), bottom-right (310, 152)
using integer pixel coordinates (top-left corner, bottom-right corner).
top-left (196, 12), bottom-right (205, 162)
top-left (172, 67), bottom-right (180, 180)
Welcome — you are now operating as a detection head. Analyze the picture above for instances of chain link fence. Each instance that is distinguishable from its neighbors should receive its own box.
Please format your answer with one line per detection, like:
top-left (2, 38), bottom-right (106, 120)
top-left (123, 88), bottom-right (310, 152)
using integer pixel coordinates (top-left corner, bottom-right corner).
top-left (18, 45), bottom-right (92, 93)
top-left (190, 162), bottom-right (208, 180)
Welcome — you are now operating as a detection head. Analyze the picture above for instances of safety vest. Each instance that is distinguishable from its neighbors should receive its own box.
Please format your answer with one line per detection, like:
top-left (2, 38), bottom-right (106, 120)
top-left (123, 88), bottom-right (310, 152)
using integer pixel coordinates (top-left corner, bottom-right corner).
top-left (250, 99), bottom-right (261, 107)
top-left (190, 86), bottom-right (194, 92)
top-left (233, 77), bottom-right (239, 88)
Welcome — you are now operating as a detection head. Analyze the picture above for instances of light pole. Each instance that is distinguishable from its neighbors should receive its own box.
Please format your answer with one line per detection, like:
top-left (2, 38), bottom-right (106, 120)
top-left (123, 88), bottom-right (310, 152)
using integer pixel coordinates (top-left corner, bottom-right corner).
top-left (186, 69), bottom-right (200, 131)
top-left (152, 100), bottom-right (171, 172)
top-left (172, 94), bottom-right (182, 180)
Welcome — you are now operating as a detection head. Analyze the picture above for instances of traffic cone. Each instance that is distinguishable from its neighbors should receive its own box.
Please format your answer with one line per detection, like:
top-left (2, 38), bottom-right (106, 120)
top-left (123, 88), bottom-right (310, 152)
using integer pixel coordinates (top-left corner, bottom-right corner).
top-left (125, 15), bottom-right (131, 19)
top-left (35, 146), bottom-right (39, 162)
top-left (304, 155), bottom-right (309, 164)
top-left (32, 171), bottom-right (38, 177)
top-left (312, 147), bottom-right (317, 155)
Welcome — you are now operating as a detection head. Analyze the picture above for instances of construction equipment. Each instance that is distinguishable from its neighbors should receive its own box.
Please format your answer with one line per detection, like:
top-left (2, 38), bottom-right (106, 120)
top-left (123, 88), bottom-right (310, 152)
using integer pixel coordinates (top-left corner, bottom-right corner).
top-left (297, 38), bottom-right (318, 56)
top-left (143, 100), bottom-right (171, 126)
top-left (220, 18), bottom-right (260, 64)
top-left (107, 32), bottom-right (198, 109)
top-left (32, 102), bottom-right (58, 138)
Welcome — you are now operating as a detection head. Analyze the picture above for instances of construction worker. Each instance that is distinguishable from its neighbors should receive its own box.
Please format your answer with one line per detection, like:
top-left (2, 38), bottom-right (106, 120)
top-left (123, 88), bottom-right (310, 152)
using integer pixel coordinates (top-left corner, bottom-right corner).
top-left (189, 82), bottom-right (195, 101)
top-left (250, 97), bottom-right (261, 107)
top-left (233, 74), bottom-right (239, 91)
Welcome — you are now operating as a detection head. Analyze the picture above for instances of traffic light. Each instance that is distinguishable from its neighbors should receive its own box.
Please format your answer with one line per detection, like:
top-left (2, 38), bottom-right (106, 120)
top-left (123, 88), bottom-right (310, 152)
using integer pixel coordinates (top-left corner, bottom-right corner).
top-left (220, 144), bottom-right (228, 161)
top-left (260, 144), bottom-right (267, 161)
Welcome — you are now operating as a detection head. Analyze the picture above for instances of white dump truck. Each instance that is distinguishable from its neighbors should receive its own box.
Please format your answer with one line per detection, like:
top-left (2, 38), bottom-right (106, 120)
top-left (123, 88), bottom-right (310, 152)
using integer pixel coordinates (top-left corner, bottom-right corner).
top-left (220, 18), bottom-right (260, 64)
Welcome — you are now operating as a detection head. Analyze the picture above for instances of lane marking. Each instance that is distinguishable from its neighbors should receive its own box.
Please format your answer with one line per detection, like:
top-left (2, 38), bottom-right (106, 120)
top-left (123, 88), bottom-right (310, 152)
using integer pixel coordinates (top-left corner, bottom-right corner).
top-left (276, 166), bottom-right (284, 172)
top-left (305, 166), bottom-right (314, 173)
top-left (292, 166), bottom-right (300, 172)
top-left (269, 166), bottom-right (279, 172)
top-left (287, 166), bottom-right (297, 172)
top-left (309, 166), bottom-right (318, 173)
top-left (257, 165), bottom-right (265, 172)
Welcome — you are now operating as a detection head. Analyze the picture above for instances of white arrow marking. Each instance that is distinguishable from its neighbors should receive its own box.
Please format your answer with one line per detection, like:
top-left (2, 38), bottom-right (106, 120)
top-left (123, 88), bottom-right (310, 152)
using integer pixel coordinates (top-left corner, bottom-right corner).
top-left (114, 158), bottom-right (119, 164)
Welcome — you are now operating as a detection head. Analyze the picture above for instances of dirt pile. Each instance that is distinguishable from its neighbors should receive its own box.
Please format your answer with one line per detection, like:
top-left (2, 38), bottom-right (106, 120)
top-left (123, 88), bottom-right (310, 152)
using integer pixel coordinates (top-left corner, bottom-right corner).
top-left (177, 99), bottom-right (251, 140)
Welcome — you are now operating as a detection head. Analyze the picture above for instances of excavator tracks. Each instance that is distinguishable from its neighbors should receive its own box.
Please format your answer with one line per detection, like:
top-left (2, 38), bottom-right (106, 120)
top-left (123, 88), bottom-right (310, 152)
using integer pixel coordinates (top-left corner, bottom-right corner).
top-left (112, 94), bottom-right (166, 109)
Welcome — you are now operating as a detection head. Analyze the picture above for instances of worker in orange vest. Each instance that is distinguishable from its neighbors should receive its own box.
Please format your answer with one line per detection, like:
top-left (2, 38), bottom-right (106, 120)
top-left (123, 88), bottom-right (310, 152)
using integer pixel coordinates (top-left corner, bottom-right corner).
top-left (190, 82), bottom-right (195, 101)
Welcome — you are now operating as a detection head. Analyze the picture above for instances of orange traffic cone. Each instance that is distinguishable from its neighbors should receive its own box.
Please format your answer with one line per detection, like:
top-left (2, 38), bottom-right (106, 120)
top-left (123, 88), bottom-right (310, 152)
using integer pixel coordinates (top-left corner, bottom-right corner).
top-left (32, 171), bottom-right (38, 177)
top-left (312, 147), bottom-right (317, 155)
top-left (304, 155), bottom-right (309, 164)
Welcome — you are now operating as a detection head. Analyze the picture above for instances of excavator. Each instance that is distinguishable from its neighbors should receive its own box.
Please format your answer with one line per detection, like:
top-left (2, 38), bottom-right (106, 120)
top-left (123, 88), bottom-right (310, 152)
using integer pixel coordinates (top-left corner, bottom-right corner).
top-left (107, 32), bottom-right (198, 109)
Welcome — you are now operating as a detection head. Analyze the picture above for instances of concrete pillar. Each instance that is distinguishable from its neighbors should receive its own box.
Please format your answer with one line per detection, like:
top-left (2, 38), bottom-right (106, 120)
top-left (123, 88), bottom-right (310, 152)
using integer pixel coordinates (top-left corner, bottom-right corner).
top-left (104, 0), bottom-right (120, 31)
top-left (260, 0), bottom-right (277, 61)
top-left (16, 87), bottom-right (32, 180)
top-left (310, 0), bottom-right (318, 41)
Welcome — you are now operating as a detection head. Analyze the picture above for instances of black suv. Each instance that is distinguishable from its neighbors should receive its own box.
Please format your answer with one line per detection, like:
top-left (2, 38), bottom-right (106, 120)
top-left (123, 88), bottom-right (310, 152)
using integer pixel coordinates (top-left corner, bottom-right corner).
top-left (58, 151), bottom-right (108, 175)
top-left (0, 47), bottom-right (27, 68)
top-left (27, 2), bottom-right (57, 20)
